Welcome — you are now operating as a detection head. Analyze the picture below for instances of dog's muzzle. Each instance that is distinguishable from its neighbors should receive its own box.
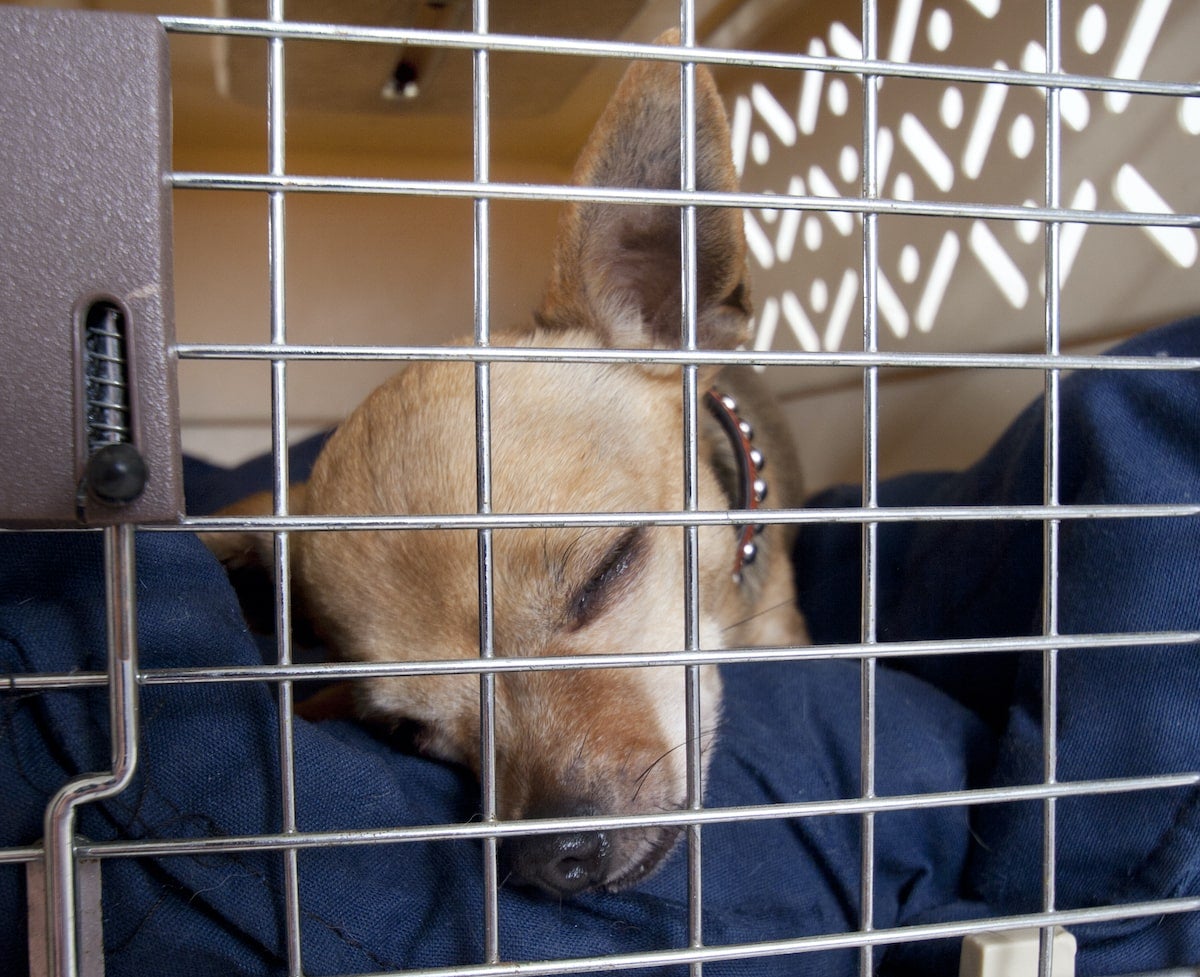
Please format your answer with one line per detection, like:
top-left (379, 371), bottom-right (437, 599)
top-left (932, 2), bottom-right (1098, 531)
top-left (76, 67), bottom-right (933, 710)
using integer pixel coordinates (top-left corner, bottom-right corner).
top-left (502, 809), bottom-right (683, 897)
top-left (503, 827), bottom-right (613, 897)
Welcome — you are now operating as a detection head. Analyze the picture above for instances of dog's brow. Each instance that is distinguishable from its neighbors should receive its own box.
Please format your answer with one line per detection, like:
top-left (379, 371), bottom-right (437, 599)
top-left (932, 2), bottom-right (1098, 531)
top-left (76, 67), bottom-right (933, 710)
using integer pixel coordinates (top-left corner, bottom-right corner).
top-left (547, 528), bottom-right (594, 591)
top-left (580, 526), bottom-right (640, 575)
top-left (554, 525), bottom-right (620, 573)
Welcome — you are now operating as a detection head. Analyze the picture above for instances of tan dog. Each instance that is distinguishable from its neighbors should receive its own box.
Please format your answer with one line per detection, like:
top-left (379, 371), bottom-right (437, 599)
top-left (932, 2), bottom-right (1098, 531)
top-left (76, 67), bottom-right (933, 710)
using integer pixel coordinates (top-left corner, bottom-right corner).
top-left (205, 36), bottom-right (807, 896)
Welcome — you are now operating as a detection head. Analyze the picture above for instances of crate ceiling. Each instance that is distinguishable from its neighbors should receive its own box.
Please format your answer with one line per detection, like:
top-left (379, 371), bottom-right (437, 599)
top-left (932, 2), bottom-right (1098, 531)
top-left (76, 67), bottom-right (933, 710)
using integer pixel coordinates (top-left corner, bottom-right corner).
top-left (223, 0), bottom-right (644, 118)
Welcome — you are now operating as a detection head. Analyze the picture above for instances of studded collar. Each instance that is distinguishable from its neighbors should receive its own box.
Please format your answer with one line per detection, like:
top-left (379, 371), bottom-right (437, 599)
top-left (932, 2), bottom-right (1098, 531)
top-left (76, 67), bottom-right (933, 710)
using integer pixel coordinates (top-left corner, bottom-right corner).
top-left (703, 388), bottom-right (767, 583)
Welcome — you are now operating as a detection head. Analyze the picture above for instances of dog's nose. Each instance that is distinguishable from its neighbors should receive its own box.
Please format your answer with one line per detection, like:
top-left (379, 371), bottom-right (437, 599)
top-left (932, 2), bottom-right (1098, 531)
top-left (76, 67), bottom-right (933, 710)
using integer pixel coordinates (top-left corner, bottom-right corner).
top-left (504, 829), bottom-right (611, 896)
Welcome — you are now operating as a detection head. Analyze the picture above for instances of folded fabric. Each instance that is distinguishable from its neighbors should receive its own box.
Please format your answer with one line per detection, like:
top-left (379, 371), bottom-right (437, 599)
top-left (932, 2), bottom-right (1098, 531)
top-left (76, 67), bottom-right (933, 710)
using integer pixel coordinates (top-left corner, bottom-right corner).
top-left (3, 316), bottom-right (1197, 975)
top-left (1, 529), bottom-right (987, 975)
top-left (797, 315), bottom-right (1200, 973)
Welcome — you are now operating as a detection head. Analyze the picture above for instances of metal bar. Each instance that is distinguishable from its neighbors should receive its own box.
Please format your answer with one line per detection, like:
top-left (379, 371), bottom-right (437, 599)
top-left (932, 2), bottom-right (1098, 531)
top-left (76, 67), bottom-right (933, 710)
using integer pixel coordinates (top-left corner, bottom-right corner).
top-left (156, 17), bottom-right (1200, 99)
top-left (164, 499), bottom-right (1200, 533)
top-left (1039, 3), bottom-right (1063, 973)
top-left (41, 524), bottom-right (140, 977)
top-left (26, 855), bottom-right (102, 977)
top-left (21, 772), bottom-right (1200, 863)
top-left (6, 627), bottom-right (1198, 692)
top-left (168, 172), bottom-right (1200, 229)
top-left (471, 0), bottom-right (500, 964)
top-left (172, 340), bottom-right (1200, 372)
top-left (677, 8), bottom-right (705, 972)
top-left (264, 3), bottom-right (303, 971)
top-left (24, 857), bottom-right (1200, 977)
top-left (857, 3), bottom-right (881, 972)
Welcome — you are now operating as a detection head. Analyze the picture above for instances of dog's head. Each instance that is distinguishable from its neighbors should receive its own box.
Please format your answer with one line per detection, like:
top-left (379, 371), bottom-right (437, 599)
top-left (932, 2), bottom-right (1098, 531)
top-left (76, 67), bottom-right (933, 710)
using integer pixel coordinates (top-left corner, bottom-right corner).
top-left (208, 37), bottom-right (799, 896)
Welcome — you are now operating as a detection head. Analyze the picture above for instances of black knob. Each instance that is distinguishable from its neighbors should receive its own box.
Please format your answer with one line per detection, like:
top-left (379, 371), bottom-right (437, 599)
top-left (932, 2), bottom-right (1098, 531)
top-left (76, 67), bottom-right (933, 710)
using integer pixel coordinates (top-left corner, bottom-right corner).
top-left (87, 442), bottom-right (147, 505)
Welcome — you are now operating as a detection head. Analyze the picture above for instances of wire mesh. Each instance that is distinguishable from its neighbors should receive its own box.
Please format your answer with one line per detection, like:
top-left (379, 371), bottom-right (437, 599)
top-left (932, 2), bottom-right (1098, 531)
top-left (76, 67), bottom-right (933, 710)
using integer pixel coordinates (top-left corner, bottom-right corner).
top-left (4, 1), bottom-right (1200, 976)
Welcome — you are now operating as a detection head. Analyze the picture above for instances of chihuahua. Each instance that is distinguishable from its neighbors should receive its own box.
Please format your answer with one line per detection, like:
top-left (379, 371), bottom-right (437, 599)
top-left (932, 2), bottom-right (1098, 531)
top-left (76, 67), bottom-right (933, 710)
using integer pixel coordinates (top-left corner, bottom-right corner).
top-left (204, 33), bottom-right (807, 897)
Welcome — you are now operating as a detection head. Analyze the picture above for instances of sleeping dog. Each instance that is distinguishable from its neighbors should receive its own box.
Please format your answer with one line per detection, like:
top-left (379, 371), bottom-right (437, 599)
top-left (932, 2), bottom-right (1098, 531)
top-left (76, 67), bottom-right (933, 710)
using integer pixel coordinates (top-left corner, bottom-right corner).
top-left (204, 33), bottom-right (807, 897)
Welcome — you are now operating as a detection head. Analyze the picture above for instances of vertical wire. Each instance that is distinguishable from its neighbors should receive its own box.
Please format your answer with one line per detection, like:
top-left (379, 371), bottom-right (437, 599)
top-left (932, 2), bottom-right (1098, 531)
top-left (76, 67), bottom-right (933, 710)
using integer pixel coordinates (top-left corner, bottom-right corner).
top-left (42, 524), bottom-right (140, 977)
top-left (678, 4), bottom-right (704, 973)
top-left (265, 2), bottom-right (302, 972)
top-left (472, 0), bottom-right (499, 963)
top-left (858, 2), bottom-right (880, 972)
top-left (1039, 1), bottom-right (1063, 973)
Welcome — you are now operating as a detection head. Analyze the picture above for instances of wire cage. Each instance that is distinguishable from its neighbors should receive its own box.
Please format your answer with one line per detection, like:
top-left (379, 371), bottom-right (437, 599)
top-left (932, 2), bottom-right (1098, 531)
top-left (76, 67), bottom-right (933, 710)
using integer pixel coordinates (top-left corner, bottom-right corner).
top-left (2, 1), bottom-right (1199, 976)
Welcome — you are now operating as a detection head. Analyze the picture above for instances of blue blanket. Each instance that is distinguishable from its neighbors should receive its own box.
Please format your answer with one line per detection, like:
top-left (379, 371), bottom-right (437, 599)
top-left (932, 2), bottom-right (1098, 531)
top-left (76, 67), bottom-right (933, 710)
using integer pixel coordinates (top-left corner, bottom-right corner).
top-left (3, 317), bottom-right (1197, 975)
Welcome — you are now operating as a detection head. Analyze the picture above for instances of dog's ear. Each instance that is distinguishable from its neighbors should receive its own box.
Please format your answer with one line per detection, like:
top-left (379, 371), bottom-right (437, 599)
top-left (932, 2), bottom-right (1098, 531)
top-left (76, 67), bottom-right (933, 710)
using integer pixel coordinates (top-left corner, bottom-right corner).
top-left (537, 30), bottom-right (750, 353)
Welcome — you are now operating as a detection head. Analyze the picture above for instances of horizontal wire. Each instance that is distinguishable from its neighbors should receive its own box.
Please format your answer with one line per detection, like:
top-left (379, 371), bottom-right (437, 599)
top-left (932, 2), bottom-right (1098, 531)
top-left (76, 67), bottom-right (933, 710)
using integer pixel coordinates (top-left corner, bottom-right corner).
top-left (273, 898), bottom-right (1200, 977)
top-left (6, 629), bottom-right (1197, 692)
top-left (5, 502), bottom-right (1196, 541)
top-left (0, 837), bottom-right (1188, 977)
top-left (5, 500), bottom-right (1194, 540)
top-left (174, 340), bottom-right (1200, 373)
top-left (21, 504), bottom-right (1200, 542)
top-left (171, 501), bottom-right (1200, 534)
top-left (266, 898), bottom-right (1200, 977)
top-left (0, 816), bottom-right (1192, 977)
top-left (169, 172), bottom-right (1200, 230)
top-left (0, 772), bottom-right (1193, 867)
top-left (158, 16), bottom-right (1199, 99)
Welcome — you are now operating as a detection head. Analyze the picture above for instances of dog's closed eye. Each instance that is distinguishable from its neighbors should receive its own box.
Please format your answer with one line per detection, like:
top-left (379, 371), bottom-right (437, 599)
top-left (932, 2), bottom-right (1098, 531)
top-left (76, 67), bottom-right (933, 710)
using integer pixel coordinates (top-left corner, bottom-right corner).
top-left (567, 528), bottom-right (645, 630)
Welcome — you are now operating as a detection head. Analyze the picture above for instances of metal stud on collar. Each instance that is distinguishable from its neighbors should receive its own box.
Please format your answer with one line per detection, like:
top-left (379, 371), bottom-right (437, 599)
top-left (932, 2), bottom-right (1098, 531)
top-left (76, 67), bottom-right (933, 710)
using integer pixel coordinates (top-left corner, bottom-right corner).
top-left (704, 389), bottom-right (768, 583)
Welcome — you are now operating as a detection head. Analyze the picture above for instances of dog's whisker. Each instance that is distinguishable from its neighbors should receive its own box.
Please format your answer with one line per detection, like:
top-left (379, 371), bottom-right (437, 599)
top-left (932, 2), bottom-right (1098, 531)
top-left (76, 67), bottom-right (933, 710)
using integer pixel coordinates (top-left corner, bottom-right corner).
top-left (629, 725), bottom-right (720, 803)
top-left (721, 596), bottom-right (799, 635)
top-left (630, 746), bottom-right (677, 802)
